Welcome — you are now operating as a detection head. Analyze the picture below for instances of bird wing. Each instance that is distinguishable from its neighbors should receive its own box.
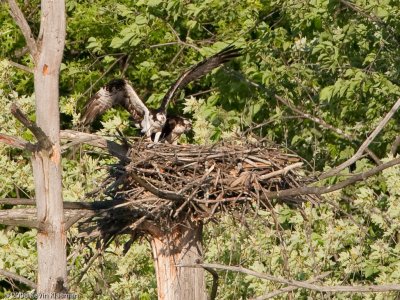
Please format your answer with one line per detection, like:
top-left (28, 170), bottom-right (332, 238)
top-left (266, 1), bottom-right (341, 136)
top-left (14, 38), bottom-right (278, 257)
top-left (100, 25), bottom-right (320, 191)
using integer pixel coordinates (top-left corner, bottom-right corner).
top-left (158, 45), bottom-right (241, 112)
top-left (80, 79), bottom-right (149, 126)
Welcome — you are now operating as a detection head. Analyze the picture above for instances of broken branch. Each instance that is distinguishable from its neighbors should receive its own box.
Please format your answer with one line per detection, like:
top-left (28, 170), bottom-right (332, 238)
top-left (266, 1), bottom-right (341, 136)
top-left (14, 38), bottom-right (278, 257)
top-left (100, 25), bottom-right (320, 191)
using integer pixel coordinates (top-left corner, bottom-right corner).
top-left (10, 103), bottom-right (52, 151)
top-left (0, 133), bottom-right (35, 151)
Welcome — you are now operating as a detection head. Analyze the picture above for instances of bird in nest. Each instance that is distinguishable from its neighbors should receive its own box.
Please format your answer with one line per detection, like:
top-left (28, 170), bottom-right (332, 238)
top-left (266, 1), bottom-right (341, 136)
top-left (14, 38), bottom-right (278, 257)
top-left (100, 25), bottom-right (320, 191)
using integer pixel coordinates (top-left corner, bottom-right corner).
top-left (80, 46), bottom-right (241, 144)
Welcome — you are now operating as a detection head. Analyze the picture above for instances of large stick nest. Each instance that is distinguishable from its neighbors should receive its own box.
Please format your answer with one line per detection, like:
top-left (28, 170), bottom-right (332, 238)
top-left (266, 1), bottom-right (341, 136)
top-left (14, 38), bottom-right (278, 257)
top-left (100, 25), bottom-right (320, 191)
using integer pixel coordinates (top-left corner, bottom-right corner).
top-left (80, 139), bottom-right (317, 239)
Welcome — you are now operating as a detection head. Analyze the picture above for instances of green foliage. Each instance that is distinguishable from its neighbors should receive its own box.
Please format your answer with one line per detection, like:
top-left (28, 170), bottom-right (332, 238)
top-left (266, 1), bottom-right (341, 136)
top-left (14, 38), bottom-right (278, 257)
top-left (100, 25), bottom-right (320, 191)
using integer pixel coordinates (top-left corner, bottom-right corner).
top-left (205, 165), bottom-right (400, 299)
top-left (2, 0), bottom-right (400, 299)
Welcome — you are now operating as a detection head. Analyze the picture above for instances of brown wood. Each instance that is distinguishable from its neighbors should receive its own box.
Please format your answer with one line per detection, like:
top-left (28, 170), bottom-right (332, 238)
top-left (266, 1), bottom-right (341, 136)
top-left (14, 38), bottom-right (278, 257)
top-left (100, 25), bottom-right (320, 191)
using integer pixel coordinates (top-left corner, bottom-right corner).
top-left (148, 221), bottom-right (207, 300)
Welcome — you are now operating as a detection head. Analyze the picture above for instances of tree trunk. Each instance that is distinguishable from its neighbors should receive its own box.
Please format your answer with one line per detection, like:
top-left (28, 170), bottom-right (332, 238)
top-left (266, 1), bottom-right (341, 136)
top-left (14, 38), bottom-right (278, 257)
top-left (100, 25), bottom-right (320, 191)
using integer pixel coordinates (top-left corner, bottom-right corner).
top-left (32, 0), bottom-right (67, 294)
top-left (149, 221), bottom-right (207, 300)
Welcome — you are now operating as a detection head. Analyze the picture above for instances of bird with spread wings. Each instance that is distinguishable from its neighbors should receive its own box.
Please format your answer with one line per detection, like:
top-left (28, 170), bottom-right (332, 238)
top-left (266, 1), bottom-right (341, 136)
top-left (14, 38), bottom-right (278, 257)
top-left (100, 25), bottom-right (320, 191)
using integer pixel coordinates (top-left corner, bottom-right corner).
top-left (80, 46), bottom-right (241, 143)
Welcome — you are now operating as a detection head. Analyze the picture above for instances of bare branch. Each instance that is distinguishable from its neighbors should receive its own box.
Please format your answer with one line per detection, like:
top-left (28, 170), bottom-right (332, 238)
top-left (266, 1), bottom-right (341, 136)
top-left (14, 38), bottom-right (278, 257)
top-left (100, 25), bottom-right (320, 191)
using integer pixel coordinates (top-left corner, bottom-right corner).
top-left (178, 263), bottom-right (400, 293)
top-left (274, 95), bottom-right (382, 166)
top-left (7, 0), bottom-right (38, 59)
top-left (265, 157), bottom-right (400, 199)
top-left (0, 198), bottom-right (126, 210)
top-left (10, 103), bottom-right (52, 151)
top-left (8, 60), bottom-right (33, 73)
top-left (0, 268), bottom-right (37, 289)
top-left (321, 97), bottom-right (400, 179)
top-left (0, 133), bottom-right (35, 151)
top-left (252, 272), bottom-right (331, 300)
top-left (60, 130), bottom-right (129, 161)
top-left (226, 69), bottom-right (385, 167)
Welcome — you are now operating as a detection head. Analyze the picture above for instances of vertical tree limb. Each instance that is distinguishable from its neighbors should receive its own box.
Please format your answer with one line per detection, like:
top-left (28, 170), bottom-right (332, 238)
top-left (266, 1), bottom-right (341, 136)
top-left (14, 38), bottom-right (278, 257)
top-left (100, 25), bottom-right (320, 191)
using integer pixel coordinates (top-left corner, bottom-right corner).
top-left (7, 0), bottom-right (38, 59)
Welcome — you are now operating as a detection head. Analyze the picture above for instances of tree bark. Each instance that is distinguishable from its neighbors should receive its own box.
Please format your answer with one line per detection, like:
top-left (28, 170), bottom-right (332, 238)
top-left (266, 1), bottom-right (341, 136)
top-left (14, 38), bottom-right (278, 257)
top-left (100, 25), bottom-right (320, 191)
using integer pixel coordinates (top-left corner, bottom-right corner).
top-left (148, 221), bottom-right (207, 300)
top-left (32, 0), bottom-right (67, 294)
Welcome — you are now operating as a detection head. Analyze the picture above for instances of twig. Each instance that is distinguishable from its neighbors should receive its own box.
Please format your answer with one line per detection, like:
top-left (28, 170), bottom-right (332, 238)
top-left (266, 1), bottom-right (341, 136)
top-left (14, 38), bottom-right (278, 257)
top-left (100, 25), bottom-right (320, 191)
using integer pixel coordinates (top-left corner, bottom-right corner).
top-left (187, 88), bottom-right (217, 98)
top-left (7, 0), bottom-right (38, 59)
top-left (339, 0), bottom-right (400, 44)
top-left (251, 272), bottom-right (331, 300)
top-left (320, 97), bottom-right (400, 179)
top-left (10, 103), bottom-right (52, 151)
top-left (150, 41), bottom-right (180, 48)
top-left (0, 268), bottom-right (37, 289)
top-left (178, 263), bottom-right (400, 293)
top-left (166, 23), bottom-right (200, 51)
top-left (77, 55), bottom-right (125, 102)
top-left (265, 156), bottom-right (400, 199)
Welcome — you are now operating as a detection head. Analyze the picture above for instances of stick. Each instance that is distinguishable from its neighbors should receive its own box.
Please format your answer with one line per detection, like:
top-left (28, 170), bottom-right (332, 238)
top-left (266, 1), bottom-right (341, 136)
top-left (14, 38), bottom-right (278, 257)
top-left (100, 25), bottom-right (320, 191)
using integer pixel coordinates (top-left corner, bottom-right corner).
top-left (259, 162), bottom-right (303, 180)
top-left (178, 263), bottom-right (400, 293)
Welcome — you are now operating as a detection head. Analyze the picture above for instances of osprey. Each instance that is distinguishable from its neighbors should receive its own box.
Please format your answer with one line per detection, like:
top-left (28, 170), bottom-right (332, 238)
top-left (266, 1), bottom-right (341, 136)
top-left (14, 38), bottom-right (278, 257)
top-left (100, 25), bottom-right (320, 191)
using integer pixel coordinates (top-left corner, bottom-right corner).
top-left (80, 46), bottom-right (241, 143)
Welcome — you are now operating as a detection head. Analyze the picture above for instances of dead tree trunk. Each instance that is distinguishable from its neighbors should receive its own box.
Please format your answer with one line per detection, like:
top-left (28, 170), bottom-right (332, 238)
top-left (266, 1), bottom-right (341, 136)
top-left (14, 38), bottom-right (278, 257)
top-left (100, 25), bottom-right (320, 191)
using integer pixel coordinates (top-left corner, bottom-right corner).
top-left (7, 0), bottom-right (67, 294)
top-left (33, 0), bottom-right (67, 293)
top-left (147, 221), bottom-right (207, 300)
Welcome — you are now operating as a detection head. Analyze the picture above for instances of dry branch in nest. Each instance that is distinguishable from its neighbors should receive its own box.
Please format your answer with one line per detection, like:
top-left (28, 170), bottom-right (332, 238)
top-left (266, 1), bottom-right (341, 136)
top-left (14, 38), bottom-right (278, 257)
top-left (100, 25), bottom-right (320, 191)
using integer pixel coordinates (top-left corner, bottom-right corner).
top-left (80, 139), bottom-right (316, 240)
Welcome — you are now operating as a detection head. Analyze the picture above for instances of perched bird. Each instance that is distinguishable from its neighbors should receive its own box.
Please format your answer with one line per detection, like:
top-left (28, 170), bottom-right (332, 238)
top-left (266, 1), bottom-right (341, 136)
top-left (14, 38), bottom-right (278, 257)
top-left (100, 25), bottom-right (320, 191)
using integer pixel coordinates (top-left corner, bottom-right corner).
top-left (155, 115), bottom-right (192, 145)
top-left (80, 46), bottom-right (241, 143)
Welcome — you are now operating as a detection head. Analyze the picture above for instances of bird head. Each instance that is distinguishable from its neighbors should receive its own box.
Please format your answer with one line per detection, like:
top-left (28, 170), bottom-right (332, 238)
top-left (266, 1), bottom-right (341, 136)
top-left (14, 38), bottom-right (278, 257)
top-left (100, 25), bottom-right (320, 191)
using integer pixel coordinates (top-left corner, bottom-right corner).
top-left (145, 111), bottom-right (166, 134)
top-left (182, 118), bottom-right (192, 132)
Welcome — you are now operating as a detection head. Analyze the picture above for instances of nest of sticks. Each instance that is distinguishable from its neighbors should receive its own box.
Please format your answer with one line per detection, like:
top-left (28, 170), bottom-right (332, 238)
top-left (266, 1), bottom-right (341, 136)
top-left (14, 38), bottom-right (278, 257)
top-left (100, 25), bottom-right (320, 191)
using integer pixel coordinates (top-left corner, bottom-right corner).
top-left (80, 139), bottom-right (316, 239)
